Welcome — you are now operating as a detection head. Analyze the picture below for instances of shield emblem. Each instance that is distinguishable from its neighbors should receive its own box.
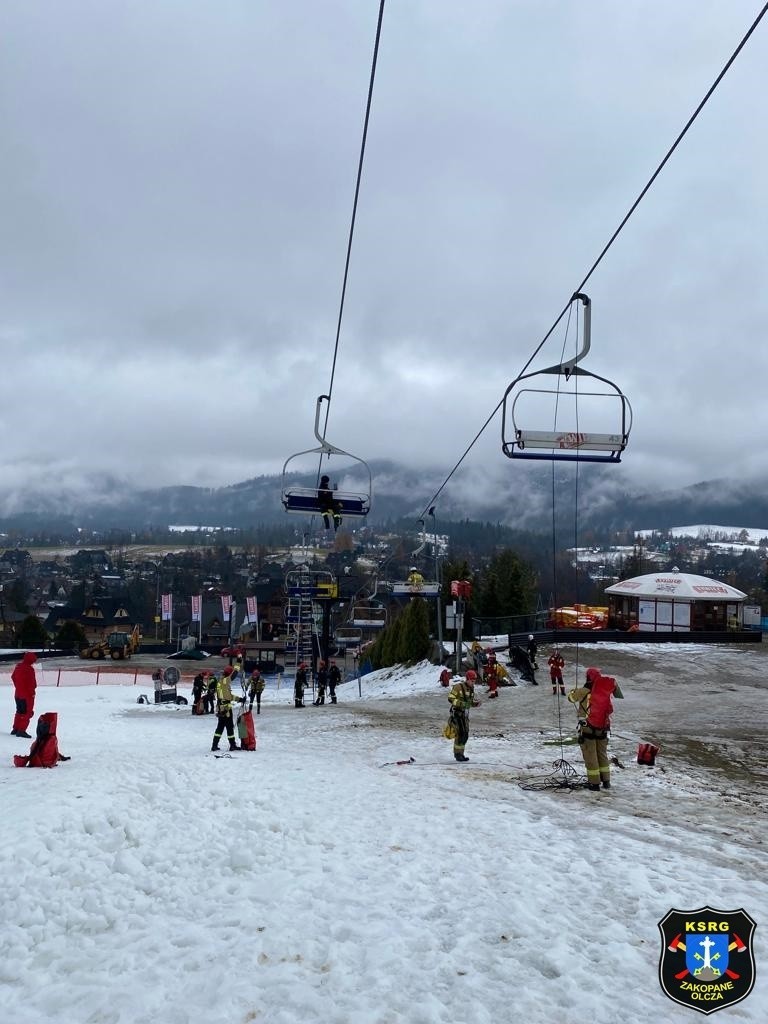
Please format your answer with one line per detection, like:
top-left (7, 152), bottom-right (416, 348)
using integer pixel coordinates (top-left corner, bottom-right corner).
top-left (659, 907), bottom-right (757, 1015)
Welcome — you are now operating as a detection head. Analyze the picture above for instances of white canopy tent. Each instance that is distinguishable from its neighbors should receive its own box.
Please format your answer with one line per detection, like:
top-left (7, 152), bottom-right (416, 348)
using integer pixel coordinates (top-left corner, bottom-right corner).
top-left (604, 572), bottom-right (746, 632)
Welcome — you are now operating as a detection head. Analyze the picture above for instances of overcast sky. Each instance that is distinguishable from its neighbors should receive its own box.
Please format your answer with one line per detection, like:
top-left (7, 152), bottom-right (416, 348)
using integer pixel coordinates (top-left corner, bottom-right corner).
top-left (2, 1), bottom-right (767, 509)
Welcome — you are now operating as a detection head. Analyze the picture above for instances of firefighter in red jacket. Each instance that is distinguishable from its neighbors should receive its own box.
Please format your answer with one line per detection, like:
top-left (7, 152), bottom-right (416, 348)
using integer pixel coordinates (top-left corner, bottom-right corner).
top-left (11, 651), bottom-right (38, 738)
top-left (548, 649), bottom-right (566, 695)
top-left (483, 650), bottom-right (500, 698)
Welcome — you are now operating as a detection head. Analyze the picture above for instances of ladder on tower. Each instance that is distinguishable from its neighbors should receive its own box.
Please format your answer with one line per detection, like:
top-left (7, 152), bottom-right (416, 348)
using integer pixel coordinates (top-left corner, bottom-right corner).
top-left (285, 567), bottom-right (318, 682)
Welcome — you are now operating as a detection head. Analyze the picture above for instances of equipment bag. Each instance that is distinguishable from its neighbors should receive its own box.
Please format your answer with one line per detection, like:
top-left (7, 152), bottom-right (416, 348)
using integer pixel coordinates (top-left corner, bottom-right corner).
top-left (637, 742), bottom-right (660, 766)
top-left (443, 720), bottom-right (457, 740)
top-left (14, 712), bottom-right (67, 768)
top-left (238, 710), bottom-right (257, 751)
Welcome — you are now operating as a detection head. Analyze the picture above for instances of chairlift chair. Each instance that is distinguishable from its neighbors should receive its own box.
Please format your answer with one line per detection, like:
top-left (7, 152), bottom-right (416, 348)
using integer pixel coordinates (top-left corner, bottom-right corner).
top-left (390, 580), bottom-right (441, 596)
top-left (501, 293), bottom-right (632, 463)
top-left (333, 625), bottom-right (364, 647)
top-left (281, 395), bottom-right (372, 516)
top-left (350, 603), bottom-right (388, 628)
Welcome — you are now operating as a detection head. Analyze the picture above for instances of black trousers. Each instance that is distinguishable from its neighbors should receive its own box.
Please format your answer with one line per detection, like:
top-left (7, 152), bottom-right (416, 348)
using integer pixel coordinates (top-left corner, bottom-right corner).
top-left (213, 710), bottom-right (236, 746)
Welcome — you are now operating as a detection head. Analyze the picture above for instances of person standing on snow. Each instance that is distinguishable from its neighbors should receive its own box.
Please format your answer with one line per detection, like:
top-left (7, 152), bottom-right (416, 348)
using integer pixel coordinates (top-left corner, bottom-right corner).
top-left (211, 667), bottom-right (240, 752)
top-left (11, 651), bottom-right (38, 738)
top-left (314, 660), bottom-right (328, 705)
top-left (568, 667), bottom-right (624, 791)
top-left (328, 661), bottom-right (341, 704)
top-left (294, 663), bottom-right (308, 708)
top-left (191, 672), bottom-right (207, 715)
top-left (448, 670), bottom-right (478, 762)
top-left (526, 634), bottom-right (539, 669)
top-left (247, 669), bottom-right (265, 714)
top-left (548, 649), bottom-right (566, 695)
top-left (204, 673), bottom-right (217, 714)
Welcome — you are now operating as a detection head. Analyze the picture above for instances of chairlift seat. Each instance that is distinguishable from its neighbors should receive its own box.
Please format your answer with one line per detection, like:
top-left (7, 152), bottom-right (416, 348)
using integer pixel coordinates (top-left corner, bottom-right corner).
top-left (282, 487), bottom-right (370, 517)
top-left (334, 627), bottom-right (364, 646)
top-left (509, 429), bottom-right (628, 462)
top-left (390, 581), bottom-right (441, 596)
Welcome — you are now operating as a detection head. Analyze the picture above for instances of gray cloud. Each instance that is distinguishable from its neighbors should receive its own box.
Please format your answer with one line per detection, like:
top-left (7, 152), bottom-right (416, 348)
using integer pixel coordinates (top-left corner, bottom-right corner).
top-left (1, 0), bottom-right (767, 506)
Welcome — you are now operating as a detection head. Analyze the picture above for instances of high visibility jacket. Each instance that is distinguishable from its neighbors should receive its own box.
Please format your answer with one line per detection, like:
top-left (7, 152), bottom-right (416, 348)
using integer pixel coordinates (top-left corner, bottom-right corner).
top-left (216, 677), bottom-right (237, 710)
top-left (448, 682), bottom-right (475, 711)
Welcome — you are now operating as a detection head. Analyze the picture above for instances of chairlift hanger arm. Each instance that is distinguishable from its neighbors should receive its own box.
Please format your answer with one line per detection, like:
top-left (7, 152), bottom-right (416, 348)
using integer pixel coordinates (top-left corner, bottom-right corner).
top-left (532, 292), bottom-right (592, 378)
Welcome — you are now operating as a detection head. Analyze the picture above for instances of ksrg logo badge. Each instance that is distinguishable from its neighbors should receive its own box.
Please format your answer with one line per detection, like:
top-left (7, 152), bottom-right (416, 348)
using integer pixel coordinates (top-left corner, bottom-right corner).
top-left (658, 907), bottom-right (756, 1015)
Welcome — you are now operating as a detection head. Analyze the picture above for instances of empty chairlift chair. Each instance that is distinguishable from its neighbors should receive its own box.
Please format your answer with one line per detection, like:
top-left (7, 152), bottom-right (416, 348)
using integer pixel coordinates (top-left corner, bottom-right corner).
top-left (501, 293), bottom-right (632, 464)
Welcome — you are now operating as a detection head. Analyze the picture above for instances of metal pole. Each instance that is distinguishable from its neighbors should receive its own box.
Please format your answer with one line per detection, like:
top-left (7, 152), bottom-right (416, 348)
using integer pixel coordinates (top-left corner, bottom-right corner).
top-left (455, 597), bottom-right (464, 674)
top-left (430, 508), bottom-right (443, 655)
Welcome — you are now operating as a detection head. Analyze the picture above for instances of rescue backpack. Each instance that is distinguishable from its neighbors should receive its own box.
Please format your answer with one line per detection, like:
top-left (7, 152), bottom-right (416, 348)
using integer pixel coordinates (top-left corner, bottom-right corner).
top-left (586, 673), bottom-right (616, 732)
top-left (14, 712), bottom-right (67, 768)
top-left (237, 709), bottom-right (257, 751)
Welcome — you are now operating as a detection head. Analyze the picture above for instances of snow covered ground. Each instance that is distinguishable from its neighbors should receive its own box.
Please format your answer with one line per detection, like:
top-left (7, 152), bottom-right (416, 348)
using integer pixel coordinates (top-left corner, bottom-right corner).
top-left (1, 645), bottom-right (766, 1024)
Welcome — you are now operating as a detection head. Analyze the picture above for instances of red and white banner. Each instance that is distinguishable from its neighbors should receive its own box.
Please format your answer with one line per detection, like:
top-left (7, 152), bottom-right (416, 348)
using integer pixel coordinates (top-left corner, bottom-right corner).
top-left (221, 595), bottom-right (232, 620)
top-left (161, 593), bottom-right (173, 621)
top-left (246, 595), bottom-right (258, 624)
top-left (191, 594), bottom-right (202, 623)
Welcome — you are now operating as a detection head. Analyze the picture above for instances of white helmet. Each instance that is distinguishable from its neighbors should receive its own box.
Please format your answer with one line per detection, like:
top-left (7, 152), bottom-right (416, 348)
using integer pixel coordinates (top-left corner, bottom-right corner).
top-left (409, 566), bottom-right (418, 572)
top-left (528, 634), bottom-right (534, 641)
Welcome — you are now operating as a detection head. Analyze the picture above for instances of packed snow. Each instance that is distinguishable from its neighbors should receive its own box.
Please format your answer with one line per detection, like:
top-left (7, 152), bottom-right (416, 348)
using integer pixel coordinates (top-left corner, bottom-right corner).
top-left (1, 647), bottom-right (766, 1024)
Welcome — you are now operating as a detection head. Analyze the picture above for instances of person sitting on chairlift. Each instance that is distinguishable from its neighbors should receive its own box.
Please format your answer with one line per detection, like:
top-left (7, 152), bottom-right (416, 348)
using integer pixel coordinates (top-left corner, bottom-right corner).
top-left (318, 475), bottom-right (342, 532)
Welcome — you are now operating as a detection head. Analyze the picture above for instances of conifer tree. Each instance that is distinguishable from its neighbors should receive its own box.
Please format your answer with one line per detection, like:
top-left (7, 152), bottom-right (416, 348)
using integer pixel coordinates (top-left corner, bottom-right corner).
top-left (396, 597), bottom-right (431, 663)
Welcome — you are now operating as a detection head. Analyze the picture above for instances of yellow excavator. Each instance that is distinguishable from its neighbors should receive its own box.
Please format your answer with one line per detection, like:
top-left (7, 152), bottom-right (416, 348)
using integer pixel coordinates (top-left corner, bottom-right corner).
top-left (79, 624), bottom-right (142, 660)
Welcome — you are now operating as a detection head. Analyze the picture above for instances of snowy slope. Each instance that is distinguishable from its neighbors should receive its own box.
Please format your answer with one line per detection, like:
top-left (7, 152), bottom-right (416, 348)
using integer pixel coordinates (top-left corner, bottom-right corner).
top-left (0, 649), bottom-right (766, 1024)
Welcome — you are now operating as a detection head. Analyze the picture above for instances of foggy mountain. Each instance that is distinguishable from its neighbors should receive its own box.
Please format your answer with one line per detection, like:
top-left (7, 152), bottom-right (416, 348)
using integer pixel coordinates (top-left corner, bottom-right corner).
top-left (1, 460), bottom-right (767, 535)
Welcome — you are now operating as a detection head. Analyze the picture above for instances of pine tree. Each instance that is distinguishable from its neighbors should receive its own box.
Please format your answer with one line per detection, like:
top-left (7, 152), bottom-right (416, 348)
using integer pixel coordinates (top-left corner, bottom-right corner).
top-left (396, 597), bottom-right (431, 663)
top-left (54, 619), bottom-right (88, 651)
top-left (17, 615), bottom-right (50, 649)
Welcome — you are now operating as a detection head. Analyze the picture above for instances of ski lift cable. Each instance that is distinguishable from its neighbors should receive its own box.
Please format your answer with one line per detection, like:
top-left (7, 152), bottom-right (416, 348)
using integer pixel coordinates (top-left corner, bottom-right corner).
top-left (282, 1), bottom-right (386, 528)
top-left (319, 0), bottom-right (387, 451)
top-left (416, 0), bottom-right (768, 520)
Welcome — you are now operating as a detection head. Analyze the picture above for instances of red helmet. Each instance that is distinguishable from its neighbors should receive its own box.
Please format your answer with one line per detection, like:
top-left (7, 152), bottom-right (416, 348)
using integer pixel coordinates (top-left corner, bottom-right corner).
top-left (465, 669), bottom-right (478, 682)
top-left (223, 666), bottom-right (233, 676)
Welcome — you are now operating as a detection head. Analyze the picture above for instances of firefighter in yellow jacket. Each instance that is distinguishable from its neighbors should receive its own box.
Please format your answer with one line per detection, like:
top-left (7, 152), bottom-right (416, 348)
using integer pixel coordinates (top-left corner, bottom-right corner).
top-left (448, 670), bottom-right (478, 762)
top-left (247, 669), bottom-right (266, 714)
top-left (211, 666), bottom-right (240, 752)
